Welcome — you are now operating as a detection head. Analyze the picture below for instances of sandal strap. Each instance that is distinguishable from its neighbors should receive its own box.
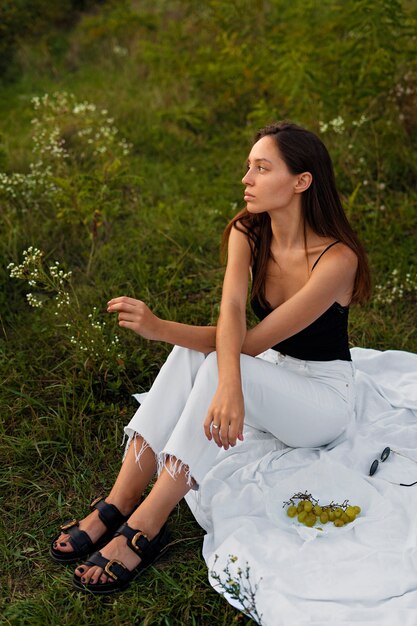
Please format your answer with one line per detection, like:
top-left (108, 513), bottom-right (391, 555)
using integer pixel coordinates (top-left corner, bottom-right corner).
top-left (115, 522), bottom-right (170, 563)
top-left (90, 497), bottom-right (126, 531)
top-left (114, 523), bottom-right (151, 557)
top-left (86, 551), bottom-right (130, 583)
top-left (63, 524), bottom-right (93, 554)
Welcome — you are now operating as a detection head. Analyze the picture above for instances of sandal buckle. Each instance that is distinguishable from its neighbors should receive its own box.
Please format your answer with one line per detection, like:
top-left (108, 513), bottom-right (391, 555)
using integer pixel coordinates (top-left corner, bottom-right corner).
top-left (60, 519), bottom-right (77, 531)
top-left (104, 559), bottom-right (125, 581)
top-left (131, 531), bottom-right (148, 554)
top-left (90, 496), bottom-right (102, 509)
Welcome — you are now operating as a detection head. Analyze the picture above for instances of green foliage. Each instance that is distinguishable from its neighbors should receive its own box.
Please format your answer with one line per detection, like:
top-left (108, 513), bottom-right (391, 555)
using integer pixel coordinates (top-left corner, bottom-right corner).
top-left (0, 90), bottom-right (139, 295)
top-left (0, 0), bottom-right (103, 81)
top-left (0, 1), bottom-right (416, 624)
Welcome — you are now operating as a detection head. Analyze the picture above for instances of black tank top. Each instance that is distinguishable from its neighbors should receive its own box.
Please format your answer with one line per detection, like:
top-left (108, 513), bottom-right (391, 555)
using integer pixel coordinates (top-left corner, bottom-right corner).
top-left (250, 241), bottom-right (352, 361)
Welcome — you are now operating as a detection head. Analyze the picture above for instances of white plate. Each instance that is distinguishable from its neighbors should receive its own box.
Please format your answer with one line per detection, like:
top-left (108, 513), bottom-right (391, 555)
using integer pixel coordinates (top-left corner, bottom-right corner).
top-left (265, 455), bottom-right (386, 542)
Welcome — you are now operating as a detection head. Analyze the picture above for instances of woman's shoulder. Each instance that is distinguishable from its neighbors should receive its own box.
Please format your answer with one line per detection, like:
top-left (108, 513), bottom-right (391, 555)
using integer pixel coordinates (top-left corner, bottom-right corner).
top-left (227, 222), bottom-right (253, 263)
top-left (233, 218), bottom-right (260, 237)
top-left (313, 240), bottom-right (358, 273)
top-left (330, 241), bottom-right (358, 270)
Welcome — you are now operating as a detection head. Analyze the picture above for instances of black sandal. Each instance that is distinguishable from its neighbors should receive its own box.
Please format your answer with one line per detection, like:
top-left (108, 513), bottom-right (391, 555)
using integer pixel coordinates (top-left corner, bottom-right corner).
top-left (50, 497), bottom-right (138, 565)
top-left (72, 521), bottom-right (170, 594)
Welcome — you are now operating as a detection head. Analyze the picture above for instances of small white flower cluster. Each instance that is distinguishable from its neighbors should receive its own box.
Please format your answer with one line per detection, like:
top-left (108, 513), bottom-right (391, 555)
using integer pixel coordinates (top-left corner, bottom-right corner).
top-left (32, 91), bottom-right (72, 114)
top-left (7, 246), bottom-right (43, 278)
top-left (320, 114), bottom-right (367, 135)
top-left (54, 291), bottom-right (71, 315)
top-left (30, 91), bottom-right (132, 161)
top-left (387, 73), bottom-right (416, 119)
top-left (8, 247), bottom-right (72, 312)
top-left (113, 44), bottom-right (128, 57)
top-left (0, 172), bottom-right (26, 200)
top-left (352, 114), bottom-right (368, 127)
top-left (374, 268), bottom-right (417, 305)
top-left (26, 293), bottom-right (43, 308)
top-left (31, 122), bottom-right (69, 161)
top-left (393, 78), bottom-right (415, 98)
top-left (49, 260), bottom-right (72, 283)
top-left (0, 164), bottom-right (58, 204)
top-left (73, 102), bottom-right (97, 115)
top-left (68, 307), bottom-right (124, 360)
top-left (319, 116), bottom-right (345, 134)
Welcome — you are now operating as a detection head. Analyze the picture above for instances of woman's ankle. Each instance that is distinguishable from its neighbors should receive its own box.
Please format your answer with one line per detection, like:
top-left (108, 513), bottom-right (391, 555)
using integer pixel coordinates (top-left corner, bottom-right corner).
top-left (106, 493), bottom-right (141, 517)
top-left (125, 505), bottom-right (166, 540)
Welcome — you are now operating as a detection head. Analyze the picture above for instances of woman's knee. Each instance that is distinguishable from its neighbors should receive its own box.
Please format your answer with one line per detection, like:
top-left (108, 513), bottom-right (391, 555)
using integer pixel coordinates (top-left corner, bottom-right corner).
top-left (204, 350), bottom-right (217, 367)
top-left (169, 344), bottom-right (193, 359)
top-left (193, 351), bottom-right (260, 391)
top-left (190, 350), bottom-right (219, 392)
top-left (238, 352), bottom-right (263, 386)
top-left (198, 351), bottom-right (258, 386)
top-left (165, 344), bottom-right (206, 371)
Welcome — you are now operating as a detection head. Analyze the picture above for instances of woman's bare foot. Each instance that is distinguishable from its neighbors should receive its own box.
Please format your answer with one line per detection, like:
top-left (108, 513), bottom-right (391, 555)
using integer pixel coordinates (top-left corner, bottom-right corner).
top-left (74, 532), bottom-right (150, 583)
top-left (52, 496), bottom-right (137, 555)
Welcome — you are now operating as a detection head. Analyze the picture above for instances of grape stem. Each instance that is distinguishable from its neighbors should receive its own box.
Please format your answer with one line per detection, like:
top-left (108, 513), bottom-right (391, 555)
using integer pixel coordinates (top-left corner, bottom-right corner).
top-left (283, 493), bottom-right (352, 511)
top-left (282, 491), bottom-right (319, 508)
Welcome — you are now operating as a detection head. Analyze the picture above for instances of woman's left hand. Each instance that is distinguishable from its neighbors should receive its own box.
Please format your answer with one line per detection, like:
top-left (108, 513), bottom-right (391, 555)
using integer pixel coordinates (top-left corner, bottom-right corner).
top-left (204, 382), bottom-right (245, 450)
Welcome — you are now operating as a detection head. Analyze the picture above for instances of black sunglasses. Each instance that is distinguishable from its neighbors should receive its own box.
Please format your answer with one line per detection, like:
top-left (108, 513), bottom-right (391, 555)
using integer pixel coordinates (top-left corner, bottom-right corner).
top-left (369, 446), bottom-right (417, 487)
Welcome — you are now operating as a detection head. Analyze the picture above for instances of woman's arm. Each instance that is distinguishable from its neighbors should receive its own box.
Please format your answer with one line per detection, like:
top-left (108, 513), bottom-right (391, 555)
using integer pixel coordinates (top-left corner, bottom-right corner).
top-left (158, 320), bottom-right (216, 353)
top-left (108, 242), bottom-right (356, 360)
top-left (107, 296), bottom-right (217, 353)
top-left (203, 226), bottom-right (252, 450)
top-left (241, 243), bottom-right (358, 356)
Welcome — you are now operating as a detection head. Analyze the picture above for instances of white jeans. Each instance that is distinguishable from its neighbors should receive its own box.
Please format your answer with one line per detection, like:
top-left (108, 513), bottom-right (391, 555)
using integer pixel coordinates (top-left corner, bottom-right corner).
top-left (124, 346), bottom-right (356, 489)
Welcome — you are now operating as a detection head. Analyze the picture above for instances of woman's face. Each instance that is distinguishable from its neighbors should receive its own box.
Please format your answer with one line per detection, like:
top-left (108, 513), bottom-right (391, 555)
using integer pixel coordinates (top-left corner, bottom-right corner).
top-left (241, 135), bottom-right (300, 214)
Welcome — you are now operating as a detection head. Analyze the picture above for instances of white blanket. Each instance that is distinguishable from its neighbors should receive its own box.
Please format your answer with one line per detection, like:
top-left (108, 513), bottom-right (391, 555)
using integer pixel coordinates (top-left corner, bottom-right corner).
top-left (185, 348), bottom-right (417, 625)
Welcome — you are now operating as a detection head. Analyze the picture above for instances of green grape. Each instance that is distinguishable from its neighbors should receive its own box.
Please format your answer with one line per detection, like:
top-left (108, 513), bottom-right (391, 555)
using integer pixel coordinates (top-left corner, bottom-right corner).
top-left (287, 505), bottom-right (297, 518)
top-left (319, 512), bottom-right (329, 524)
top-left (285, 494), bottom-right (362, 529)
top-left (345, 507), bottom-right (356, 520)
top-left (305, 514), bottom-right (316, 527)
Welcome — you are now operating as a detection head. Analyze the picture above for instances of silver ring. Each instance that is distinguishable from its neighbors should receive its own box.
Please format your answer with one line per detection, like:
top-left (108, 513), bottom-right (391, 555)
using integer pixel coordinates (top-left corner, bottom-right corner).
top-left (212, 424), bottom-right (219, 429)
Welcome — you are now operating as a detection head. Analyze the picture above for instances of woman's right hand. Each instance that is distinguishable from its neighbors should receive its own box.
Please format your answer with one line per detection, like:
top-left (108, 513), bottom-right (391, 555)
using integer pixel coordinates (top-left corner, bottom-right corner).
top-left (203, 381), bottom-right (245, 450)
top-left (107, 296), bottom-right (163, 340)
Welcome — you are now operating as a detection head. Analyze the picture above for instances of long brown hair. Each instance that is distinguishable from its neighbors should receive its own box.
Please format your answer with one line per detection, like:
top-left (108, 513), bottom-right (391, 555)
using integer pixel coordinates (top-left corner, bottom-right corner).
top-left (221, 121), bottom-right (372, 306)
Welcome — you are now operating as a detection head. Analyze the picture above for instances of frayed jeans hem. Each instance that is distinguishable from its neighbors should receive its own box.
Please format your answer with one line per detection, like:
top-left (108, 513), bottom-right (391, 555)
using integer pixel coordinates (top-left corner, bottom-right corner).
top-left (122, 432), bottom-right (198, 491)
top-left (157, 451), bottom-right (199, 491)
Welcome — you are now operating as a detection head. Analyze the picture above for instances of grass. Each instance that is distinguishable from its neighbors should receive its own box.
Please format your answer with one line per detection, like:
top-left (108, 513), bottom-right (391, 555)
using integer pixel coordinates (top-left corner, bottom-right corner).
top-left (1, 1), bottom-right (417, 624)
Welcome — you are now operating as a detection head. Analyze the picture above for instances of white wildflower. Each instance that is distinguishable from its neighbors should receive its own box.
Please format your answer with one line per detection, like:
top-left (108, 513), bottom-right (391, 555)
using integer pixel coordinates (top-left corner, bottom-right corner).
top-left (329, 116), bottom-right (345, 134)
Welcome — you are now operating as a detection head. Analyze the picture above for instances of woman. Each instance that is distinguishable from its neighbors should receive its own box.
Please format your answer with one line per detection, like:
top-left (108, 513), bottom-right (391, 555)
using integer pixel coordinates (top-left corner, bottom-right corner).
top-left (50, 121), bottom-right (371, 593)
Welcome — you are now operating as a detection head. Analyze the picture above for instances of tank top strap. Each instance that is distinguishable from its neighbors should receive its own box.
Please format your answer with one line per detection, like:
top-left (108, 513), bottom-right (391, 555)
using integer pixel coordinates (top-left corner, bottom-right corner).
top-left (311, 240), bottom-right (341, 272)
